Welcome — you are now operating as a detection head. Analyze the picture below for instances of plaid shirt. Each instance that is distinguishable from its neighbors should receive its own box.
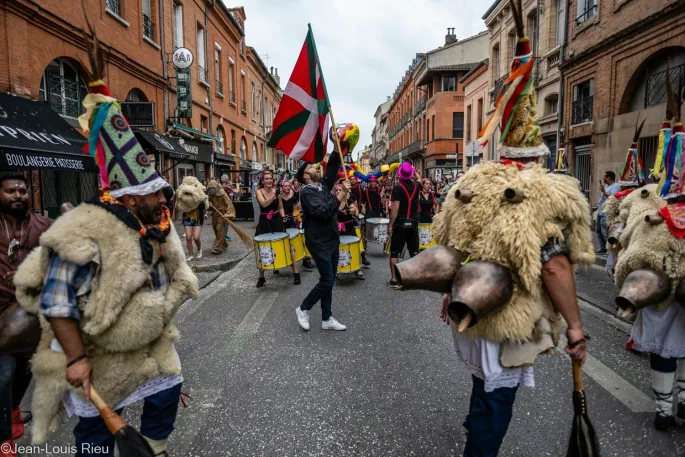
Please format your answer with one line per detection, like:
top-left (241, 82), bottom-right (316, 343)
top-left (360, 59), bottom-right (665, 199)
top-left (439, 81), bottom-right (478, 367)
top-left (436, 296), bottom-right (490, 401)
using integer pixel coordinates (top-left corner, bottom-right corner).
top-left (40, 252), bottom-right (170, 320)
top-left (540, 237), bottom-right (569, 264)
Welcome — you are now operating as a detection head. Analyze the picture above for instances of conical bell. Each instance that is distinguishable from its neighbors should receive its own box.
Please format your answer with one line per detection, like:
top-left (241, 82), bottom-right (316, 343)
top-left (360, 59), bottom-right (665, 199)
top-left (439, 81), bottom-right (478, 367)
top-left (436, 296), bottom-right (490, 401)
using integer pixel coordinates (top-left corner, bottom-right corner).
top-left (607, 223), bottom-right (622, 248)
top-left (448, 261), bottom-right (514, 332)
top-left (675, 278), bottom-right (685, 306)
top-left (394, 245), bottom-right (465, 293)
top-left (616, 269), bottom-right (671, 312)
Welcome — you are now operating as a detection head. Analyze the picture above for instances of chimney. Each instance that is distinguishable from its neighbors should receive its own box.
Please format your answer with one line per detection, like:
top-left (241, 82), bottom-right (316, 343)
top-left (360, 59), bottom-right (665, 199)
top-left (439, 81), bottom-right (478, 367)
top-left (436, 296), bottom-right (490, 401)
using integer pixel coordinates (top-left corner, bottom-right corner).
top-left (273, 68), bottom-right (280, 86)
top-left (270, 66), bottom-right (273, 75)
top-left (445, 27), bottom-right (457, 45)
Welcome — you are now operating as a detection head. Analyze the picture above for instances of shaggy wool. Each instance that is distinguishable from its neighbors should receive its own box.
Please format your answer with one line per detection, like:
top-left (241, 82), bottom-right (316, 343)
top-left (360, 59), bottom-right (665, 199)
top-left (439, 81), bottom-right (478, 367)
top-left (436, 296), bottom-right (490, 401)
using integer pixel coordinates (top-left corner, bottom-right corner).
top-left (433, 161), bottom-right (594, 343)
top-left (207, 179), bottom-right (236, 253)
top-left (175, 176), bottom-right (208, 213)
top-left (13, 204), bottom-right (198, 444)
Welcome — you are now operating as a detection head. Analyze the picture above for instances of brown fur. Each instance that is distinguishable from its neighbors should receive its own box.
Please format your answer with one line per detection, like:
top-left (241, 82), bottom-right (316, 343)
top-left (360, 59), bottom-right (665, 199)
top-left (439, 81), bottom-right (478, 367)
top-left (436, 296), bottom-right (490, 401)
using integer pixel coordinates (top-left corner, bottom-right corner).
top-left (207, 180), bottom-right (235, 253)
top-left (175, 176), bottom-right (208, 213)
top-left (14, 204), bottom-right (198, 444)
top-left (433, 162), bottom-right (594, 342)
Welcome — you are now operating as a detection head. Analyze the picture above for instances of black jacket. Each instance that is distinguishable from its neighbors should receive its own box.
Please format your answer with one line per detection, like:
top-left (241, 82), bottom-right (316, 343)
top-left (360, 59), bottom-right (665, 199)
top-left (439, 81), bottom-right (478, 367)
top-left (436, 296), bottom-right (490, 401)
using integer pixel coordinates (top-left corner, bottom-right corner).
top-left (300, 152), bottom-right (341, 258)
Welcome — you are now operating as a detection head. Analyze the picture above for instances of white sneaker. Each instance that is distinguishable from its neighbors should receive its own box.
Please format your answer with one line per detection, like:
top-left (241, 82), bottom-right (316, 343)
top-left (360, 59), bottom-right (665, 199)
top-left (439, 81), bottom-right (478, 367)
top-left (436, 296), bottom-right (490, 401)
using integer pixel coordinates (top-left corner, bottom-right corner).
top-left (322, 317), bottom-right (346, 331)
top-left (196, 249), bottom-right (203, 259)
top-left (186, 255), bottom-right (194, 262)
top-left (296, 307), bottom-right (310, 331)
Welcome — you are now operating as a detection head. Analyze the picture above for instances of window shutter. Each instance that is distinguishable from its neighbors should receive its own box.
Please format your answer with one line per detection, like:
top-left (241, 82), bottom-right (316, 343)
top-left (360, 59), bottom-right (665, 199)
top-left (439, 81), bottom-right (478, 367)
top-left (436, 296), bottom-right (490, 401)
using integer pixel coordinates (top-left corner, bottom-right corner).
top-left (589, 79), bottom-right (594, 96)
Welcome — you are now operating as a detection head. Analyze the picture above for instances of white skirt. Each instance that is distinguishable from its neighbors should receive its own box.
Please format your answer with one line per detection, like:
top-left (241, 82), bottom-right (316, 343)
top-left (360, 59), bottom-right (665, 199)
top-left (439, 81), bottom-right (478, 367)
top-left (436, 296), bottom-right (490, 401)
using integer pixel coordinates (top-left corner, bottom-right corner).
top-left (451, 327), bottom-right (535, 393)
top-left (630, 303), bottom-right (685, 359)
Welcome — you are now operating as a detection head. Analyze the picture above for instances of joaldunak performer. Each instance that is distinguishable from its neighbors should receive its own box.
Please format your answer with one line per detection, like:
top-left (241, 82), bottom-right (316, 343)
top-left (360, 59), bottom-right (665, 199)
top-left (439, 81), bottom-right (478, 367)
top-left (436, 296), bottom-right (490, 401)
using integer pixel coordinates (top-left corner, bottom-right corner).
top-left (394, 3), bottom-right (593, 455)
top-left (206, 179), bottom-right (236, 255)
top-left (613, 73), bottom-right (685, 431)
top-left (13, 27), bottom-right (198, 457)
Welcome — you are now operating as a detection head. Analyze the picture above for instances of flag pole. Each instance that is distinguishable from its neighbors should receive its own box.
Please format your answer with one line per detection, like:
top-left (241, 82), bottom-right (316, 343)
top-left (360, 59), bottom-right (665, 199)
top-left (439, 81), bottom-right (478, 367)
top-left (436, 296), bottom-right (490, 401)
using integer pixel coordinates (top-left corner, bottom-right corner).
top-left (308, 23), bottom-right (349, 183)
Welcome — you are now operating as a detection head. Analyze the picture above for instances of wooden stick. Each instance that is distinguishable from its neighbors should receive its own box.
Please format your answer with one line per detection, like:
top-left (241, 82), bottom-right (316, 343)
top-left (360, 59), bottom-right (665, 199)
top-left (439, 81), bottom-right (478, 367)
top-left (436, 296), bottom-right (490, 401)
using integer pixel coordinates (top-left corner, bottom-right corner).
top-left (89, 386), bottom-right (127, 435)
top-left (328, 107), bottom-right (350, 184)
top-left (572, 359), bottom-right (584, 391)
top-left (207, 202), bottom-right (253, 248)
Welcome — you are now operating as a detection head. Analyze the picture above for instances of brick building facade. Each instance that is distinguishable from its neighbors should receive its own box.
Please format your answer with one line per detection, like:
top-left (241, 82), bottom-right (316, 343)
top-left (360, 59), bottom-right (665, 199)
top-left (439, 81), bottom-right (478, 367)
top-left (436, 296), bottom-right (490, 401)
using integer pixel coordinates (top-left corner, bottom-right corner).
top-left (0, 0), bottom-right (282, 209)
top-left (461, 59), bottom-right (489, 170)
top-left (560, 0), bottom-right (685, 207)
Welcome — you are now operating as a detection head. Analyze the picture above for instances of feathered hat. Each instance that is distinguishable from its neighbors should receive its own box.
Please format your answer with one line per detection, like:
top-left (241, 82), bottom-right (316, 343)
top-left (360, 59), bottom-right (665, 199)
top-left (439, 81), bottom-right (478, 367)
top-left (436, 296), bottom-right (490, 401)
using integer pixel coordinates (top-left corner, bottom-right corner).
top-left (657, 66), bottom-right (685, 199)
top-left (553, 147), bottom-right (569, 174)
top-left (618, 117), bottom-right (646, 187)
top-left (477, 0), bottom-right (549, 159)
top-left (78, 6), bottom-right (166, 198)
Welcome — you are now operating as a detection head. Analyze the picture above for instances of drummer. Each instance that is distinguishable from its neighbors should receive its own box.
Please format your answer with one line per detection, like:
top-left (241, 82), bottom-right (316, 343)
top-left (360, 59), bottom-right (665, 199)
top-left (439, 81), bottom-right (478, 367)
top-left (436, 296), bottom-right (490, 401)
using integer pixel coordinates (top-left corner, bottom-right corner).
top-left (334, 182), bottom-right (366, 278)
top-left (363, 176), bottom-right (384, 218)
top-left (255, 170), bottom-right (300, 287)
top-left (279, 180), bottom-right (298, 229)
top-left (418, 178), bottom-right (438, 223)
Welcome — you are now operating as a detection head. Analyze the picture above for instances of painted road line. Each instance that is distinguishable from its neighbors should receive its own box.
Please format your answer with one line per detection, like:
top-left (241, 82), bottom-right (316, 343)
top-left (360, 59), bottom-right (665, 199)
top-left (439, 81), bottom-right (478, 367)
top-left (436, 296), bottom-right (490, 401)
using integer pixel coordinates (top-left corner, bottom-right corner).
top-left (558, 335), bottom-right (653, 413)
top-left (222, 291), bottom-right (279, 354)
top-left (578, 298), bottom-right (632, 335)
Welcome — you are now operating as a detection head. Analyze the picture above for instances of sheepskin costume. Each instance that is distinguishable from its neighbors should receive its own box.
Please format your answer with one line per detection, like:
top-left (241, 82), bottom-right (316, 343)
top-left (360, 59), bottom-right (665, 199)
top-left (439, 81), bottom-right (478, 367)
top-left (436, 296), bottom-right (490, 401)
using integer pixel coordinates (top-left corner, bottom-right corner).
top-left (206, 179), bottom-right (235, 254)
top-left (433, 161), bottom-right (594, 343)
top-left (175, 176), bottom-right (208, 213)
top-left (14, 204), bottom-right (198, 444)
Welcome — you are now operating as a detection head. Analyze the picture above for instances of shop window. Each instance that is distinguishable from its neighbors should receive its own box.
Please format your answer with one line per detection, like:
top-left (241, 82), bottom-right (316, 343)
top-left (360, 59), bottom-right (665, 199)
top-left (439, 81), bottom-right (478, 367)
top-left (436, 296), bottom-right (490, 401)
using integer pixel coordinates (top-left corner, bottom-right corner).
top-left (39, 58), bottom-right (87, 118)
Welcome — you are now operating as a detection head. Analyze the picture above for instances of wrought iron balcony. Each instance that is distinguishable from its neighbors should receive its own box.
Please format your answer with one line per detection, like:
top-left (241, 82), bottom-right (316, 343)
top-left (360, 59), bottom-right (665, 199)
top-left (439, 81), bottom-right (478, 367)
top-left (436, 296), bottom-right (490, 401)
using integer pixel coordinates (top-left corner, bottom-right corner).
top-left (645, 63), bottom-right (685, 109)
top-left (216, 80), bottom-right (224, 97)
top-left (572, 96), bottom-right (593, 124)
top-left (198, 65), bottom-right (208, 84)
top-left (414, 97), bottom-right (426, 116)
top-left (142, 13), bottom-right (154, 40)
top-left (105, 0), bottom-right (121, 17)
top-left (576, 4), bottom-right (597, 25)
top-left (491, 73), bottom-right (509, 103)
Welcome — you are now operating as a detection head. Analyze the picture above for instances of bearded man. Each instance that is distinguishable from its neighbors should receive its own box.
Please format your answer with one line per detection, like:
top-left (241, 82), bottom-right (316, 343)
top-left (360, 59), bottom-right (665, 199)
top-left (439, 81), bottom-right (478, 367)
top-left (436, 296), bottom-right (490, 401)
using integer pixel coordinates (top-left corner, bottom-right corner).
top-left (13, 79), bottom-right (198, 457)
top-left (0, 175), bottom-right (52, 456)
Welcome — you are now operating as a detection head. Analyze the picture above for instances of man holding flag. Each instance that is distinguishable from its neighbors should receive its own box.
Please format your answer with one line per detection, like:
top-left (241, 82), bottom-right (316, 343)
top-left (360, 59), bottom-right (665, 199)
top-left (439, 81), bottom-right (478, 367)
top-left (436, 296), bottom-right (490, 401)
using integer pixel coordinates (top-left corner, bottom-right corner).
top-left (268, 25), bottom-right (347, 331)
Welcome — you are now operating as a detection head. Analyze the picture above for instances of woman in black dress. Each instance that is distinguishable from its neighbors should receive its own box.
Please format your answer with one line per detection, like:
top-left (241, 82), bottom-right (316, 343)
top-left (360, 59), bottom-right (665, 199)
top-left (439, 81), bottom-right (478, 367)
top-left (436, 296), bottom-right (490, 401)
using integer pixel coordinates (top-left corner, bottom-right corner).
top-left (334, 182), bottom-right (365, 279)
top-left (279, 180), bottom-right (298, 229)
top-left (418, 178), bottom-right (438, 223)
top-left (255, 171), bottom-right (300, 287)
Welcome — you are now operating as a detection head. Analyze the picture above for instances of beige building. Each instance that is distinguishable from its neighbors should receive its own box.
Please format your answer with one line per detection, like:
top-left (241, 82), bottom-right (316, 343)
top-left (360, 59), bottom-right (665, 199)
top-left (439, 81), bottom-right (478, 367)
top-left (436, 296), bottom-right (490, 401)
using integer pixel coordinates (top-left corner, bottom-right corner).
top-left (357, 145), bottom-right (372, 174)
top-left (482, 0), bottom-right (565, 167)
top-left (461, 59), bottom-right (489, 170)
top-left (371, 97), bottom-right (393, 167)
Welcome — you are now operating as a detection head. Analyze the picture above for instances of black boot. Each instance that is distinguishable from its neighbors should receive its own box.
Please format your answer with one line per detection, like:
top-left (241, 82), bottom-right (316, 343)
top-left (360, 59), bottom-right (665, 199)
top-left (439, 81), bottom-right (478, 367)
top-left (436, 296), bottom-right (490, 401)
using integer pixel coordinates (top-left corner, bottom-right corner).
top-left (362, 252), bottom-right (370, 267)
top-left (303, 258), bottom-right (314, 269)
top-left (294, 273), bottom-right (301, 285)
top-left (256, 277), bottom-right (266, 288)
top-left (654, 412), bottom-right (676, 431)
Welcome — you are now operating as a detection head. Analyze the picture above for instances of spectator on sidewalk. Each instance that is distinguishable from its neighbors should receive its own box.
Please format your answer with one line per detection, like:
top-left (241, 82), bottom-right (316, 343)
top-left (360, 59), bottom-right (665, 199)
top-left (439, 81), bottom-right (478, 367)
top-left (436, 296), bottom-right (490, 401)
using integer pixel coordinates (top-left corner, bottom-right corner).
top-left (595, 171), bottom-right (620, 254)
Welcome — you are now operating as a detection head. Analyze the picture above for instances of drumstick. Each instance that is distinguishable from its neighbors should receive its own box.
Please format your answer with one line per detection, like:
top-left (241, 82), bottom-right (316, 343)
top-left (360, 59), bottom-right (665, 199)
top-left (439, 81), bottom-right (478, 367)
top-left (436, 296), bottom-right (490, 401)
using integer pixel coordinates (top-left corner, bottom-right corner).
top-left (207, 202), bottom-right (253, 248)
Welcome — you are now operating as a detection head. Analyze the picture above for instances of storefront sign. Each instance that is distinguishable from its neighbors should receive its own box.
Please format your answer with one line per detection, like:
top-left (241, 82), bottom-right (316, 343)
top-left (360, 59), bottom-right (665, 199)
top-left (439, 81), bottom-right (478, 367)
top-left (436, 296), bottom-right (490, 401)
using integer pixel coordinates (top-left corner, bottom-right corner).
top-left (121, 102), bottom-right (155, 127)
top-left (167, 138), bottom-right (213, 164)
top-left (251, 161), bottom-right (263, 171)
top-left (176, 68), bottom-right (192, 119)
top-left (0, 150), bottom-right (97, 172)
top-left (172, 48), bottom-right (194, 69)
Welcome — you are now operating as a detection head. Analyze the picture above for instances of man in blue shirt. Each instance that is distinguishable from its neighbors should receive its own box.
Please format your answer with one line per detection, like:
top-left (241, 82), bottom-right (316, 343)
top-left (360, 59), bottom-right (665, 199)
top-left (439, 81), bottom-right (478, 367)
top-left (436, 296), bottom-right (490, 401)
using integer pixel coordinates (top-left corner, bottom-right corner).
top-left (595, 171), bottom-right (620, 254)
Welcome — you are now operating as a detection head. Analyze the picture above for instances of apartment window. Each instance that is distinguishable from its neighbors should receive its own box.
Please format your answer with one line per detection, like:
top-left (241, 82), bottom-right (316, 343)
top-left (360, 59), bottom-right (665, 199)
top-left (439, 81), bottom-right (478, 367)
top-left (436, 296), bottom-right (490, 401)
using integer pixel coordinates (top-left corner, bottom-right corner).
top-left (239, 40), bottom-right (244, 56)
top-left (546, 95), bottom-right (559, 115)
top-left (441, 76), bottom-right (456, 92)
top-left (426, 118), bottom-right (430, 141)
top-left (197, 27), bottom-right (207, 83)
top-left (572, 79), bottom-right (594, 124)
top-left (228, 59), bottom-right (235, 104)
top-left (214, 44), bottom-right (223, 96)
top-left (431, 115), bottom-right (435, 140)
top-left (240, 73), bottom-right (246, 113)
top-left (230, 129), bottom-right (236, 155)
top-left (200, 115), bottom-right (208, 133)
top-left (527, 11), bottom-right (538, 54)
top-left (251, 142), bottom-right (257, 162)
top-left (508, 33), bottom-right (516, 62)
top-left (477, 98), bottom-right (483, 133)
top-left (240, 137), bottom-right (247, 159)
top-left (39, 58), bottom-right (87, 118)
top-left (452, 113), bottom-right (464, 139)
top-left (251, 82), bottom-right (256, 119)
top-left (556, 0), bottom-right (564, 46)
top-left (216, 126), bottom-right (225, 154)
top-left (576, 0), bottom-right (597, 25)
top-left (492, 45), bottom-right (500, 81)
top-left (173, 3), bottom-right (183, 48)
top-left (466, 105), bottom-right (472, 142)
top-left (142, 0), bottom-right (154, 40)
top-left (262, 96), bottom-right (267, 126)
top-left (105, 0), bottom-right (121, 17)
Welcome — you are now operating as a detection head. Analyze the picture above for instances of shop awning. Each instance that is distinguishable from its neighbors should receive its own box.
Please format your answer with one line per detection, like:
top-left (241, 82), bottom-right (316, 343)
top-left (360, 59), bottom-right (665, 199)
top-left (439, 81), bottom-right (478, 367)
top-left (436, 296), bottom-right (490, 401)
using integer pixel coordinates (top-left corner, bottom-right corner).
top-left (135, 131), bottom-right (186, 155)
top-left (215, 154), bottom-right (236, 166)
top-left (0, 92), bottom-right (96, 172)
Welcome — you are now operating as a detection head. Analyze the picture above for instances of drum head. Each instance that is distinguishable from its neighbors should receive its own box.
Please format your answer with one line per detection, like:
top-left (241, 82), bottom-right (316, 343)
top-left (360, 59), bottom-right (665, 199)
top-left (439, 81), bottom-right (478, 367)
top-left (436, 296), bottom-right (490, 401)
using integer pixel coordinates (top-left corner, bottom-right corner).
top-left (254, 232), bottom-right (288, 242)
top-left (286, 228), bottom-right (300, 239)
top-left (339, 236), bottom-right (360, 245)
top-left (367, 218), bottom-right (389, 224)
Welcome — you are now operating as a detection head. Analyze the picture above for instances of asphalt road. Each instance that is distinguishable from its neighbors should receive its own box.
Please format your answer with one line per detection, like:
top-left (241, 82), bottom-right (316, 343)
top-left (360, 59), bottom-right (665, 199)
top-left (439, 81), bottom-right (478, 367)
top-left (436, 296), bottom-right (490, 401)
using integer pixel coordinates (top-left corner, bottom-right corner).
top-left (22, 243), bottom-right (685, 456)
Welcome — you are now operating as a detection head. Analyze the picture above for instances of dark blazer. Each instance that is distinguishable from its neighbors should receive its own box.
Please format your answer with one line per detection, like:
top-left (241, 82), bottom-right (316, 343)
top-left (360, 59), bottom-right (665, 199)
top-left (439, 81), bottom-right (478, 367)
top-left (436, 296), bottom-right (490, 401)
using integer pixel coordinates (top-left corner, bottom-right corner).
top-left (300, 152), bottom-right (341, 258)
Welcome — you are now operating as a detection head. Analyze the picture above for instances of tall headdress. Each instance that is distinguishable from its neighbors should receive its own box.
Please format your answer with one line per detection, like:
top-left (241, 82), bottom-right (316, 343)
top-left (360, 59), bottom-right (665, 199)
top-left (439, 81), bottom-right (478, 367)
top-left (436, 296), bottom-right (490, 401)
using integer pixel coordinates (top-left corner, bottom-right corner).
top-left (329, 123), bottom-right (360, 158)
top-left (78, 3), bottom-right (166, 198)
top-left (476, 0), bottom-right (549, 159)
top-left (618, 117), bottom-right (646, 187)
top-left (657, 66), bottom-right (685, 199)
top-left (553, 147), bottom-right (568, 174)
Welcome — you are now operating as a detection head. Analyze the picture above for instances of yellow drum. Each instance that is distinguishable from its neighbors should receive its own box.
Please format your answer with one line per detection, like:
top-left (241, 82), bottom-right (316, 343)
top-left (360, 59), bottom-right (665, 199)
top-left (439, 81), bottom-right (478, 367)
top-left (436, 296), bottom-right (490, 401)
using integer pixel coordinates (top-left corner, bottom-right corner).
top-left (301, 229), bottom-right (312, 258)
top-left (366, 217), bottom-right (390, 244)
top-left (354, 226), bottom-right (365, 253)
top-left (338, 236), bottom-right (362, 274)
top-left (287, 228), bottom-right (305, 263)
top-left (418, 223), bottom-right (436, 250)
top-left (253, 233), bottom-right (292, 270)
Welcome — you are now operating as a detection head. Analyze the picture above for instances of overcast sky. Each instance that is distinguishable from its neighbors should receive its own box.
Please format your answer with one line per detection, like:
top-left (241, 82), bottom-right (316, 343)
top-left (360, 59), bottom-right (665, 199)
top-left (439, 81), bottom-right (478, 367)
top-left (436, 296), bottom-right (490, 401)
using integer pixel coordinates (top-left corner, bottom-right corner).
top-left (234, 0), bottom-right (486, 161)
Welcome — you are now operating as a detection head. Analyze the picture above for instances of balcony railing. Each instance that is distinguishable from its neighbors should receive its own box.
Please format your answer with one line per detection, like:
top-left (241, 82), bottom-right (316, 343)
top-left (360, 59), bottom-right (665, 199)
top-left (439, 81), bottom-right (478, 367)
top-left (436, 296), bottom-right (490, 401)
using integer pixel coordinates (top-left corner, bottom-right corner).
top-left (572, 96), bottom-right (593, 124)
top-left (216, 80), bottom-right (224, 97)
top-left (547, 48), bottom-right (561, 69)
top-left (198, 65), bottom-right (208, 84)
top-left (105, 0), bottom-right (121, 17)
top-left (491, 73), bottom-right (509, 103)
top-left (414, 97), bottom-right (426, 116)
top-left (142, 13), bottom-right (154, 40)
top-left (230, 91), bottom-right (236, 105)
top-left (576, 4), bottom-right (597, 25)
top-left (241, 100), bottom-right (247, 114)
top-left (645, 63), bottom-right (685, 109)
